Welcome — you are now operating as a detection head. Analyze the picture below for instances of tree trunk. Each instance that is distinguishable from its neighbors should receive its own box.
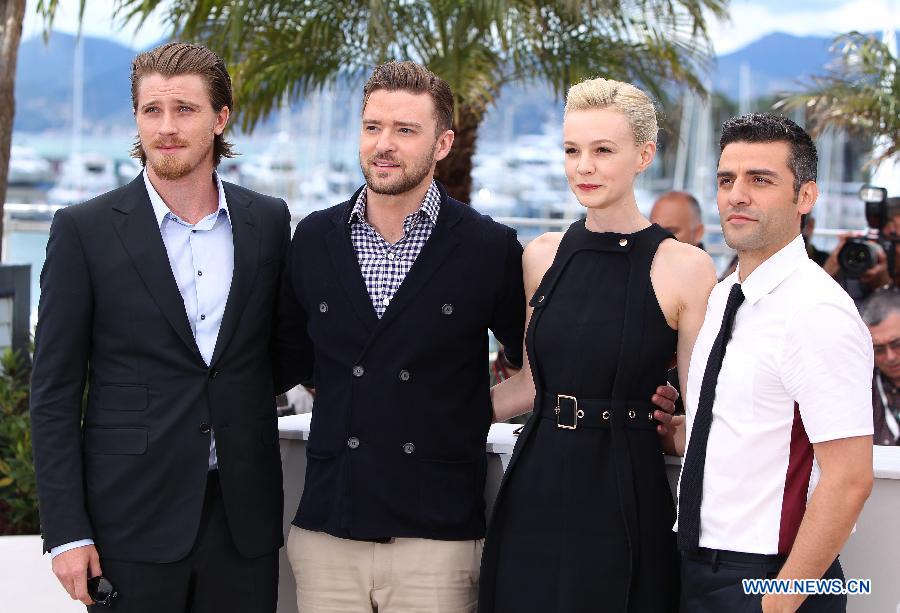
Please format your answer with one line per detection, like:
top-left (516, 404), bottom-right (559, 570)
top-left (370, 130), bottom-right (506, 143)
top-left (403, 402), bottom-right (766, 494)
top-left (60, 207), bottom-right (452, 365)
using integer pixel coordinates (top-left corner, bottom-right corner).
top-left (0, 0), bottom-right (27, 253)
top-left (435, 104), bottom-right (482, 205)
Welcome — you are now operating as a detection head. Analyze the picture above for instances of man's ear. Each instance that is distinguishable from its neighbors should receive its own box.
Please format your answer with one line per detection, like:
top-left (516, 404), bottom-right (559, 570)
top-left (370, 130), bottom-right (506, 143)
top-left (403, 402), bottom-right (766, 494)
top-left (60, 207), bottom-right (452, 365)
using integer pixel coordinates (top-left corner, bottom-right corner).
top-left (798, 180), bottom-right (818, 215)
top-left (214, 106), bottom-right (230, 136)
top-left (433, 129), bottom-right (455, 163)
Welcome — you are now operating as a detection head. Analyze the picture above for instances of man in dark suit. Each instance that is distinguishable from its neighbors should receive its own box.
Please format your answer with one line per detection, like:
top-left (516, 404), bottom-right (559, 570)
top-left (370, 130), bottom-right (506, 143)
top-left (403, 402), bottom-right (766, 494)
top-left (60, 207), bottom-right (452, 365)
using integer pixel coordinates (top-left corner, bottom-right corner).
top-left (30, 43), bottom-right (288, 612)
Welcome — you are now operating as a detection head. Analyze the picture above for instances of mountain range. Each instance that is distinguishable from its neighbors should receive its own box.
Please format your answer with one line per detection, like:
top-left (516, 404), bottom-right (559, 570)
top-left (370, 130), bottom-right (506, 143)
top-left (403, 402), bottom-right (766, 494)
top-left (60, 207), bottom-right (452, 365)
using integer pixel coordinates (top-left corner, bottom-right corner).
top-left (14, 30), bottom-right (845, 134)
top-left (15, 32), bottom-right (139, 132)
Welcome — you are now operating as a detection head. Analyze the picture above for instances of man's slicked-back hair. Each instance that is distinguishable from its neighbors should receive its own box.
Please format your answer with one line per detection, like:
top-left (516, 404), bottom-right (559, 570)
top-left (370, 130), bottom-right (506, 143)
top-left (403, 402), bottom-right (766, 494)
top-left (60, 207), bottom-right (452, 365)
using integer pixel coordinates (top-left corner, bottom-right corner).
top-left (362, 61), bottom-right (454, 134)
top-left (719, 113), bottom-right (818, 195)
top-left (130, 42), bottom-right (236, 166)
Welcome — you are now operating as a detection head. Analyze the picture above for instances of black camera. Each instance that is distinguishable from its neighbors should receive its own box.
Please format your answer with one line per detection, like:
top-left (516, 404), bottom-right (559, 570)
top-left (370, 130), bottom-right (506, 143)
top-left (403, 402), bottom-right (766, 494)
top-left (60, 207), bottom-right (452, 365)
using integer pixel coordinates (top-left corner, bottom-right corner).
top-left (838, 186), bottom-right (894, 278)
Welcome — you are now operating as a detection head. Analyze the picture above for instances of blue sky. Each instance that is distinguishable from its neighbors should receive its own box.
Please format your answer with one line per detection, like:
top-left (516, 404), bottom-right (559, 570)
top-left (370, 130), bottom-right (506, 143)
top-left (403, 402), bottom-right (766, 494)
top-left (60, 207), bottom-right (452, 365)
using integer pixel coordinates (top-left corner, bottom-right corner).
top-left (710, 0), bottom-right (898, 53)
top-left (22, 0), bottom-right (900, 55)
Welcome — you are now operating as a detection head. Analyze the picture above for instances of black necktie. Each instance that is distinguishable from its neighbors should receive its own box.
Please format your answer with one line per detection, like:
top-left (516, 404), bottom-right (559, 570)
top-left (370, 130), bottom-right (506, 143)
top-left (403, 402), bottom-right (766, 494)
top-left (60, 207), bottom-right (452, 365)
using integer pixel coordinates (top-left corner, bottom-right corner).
top-left (677, 283), bottom-right (745, 550)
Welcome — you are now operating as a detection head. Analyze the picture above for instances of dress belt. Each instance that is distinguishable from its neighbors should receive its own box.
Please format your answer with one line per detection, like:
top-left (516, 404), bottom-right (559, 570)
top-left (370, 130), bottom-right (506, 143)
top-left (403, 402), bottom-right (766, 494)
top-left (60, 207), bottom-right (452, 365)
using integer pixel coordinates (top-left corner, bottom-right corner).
top-left (538, 391), bottom-right (659, 430)
top-left (684, 547), bottom-right (785, 566)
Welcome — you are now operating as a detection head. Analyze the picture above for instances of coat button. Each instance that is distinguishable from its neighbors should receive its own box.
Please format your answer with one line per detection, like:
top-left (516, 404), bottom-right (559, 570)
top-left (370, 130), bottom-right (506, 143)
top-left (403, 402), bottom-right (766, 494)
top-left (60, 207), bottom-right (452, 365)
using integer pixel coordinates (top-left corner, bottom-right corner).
top-left (352, 365), bottom-right (365, 377)
top-left (319, 301), bottom-right (328, 313)
top-left (402, 442), bottom-right (415, 455)
top-left (441, 304), bottom-right (454, 315)
top-left (399, 369), bottom-right (410, 382)
top-left (200, 422), bottom-right (211, 434)
top-left (209, 370), bottom-right (219, 379)
top-left (347, 437), bottom-right (360, 449)
top-left (619, 238), bottom-right (628, 247)
top-left (537, 295), bottom-right (545, 303)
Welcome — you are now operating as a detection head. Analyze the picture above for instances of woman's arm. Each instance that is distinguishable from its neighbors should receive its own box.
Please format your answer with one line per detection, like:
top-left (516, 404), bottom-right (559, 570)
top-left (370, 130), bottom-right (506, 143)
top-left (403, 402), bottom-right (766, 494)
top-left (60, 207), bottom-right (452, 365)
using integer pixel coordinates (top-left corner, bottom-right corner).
top-left (491, 334), bottom-right (536, 422)
top-left (491, 232), bottom-right (561, 422)
top-left (651, 239), bottom-right (717, 455)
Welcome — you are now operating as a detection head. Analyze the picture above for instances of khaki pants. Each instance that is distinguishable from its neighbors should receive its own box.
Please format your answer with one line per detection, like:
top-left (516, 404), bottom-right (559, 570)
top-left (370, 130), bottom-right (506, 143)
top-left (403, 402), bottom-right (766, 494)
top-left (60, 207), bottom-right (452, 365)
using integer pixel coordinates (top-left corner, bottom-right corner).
top-left (286, 526), bottom-right (483, 612)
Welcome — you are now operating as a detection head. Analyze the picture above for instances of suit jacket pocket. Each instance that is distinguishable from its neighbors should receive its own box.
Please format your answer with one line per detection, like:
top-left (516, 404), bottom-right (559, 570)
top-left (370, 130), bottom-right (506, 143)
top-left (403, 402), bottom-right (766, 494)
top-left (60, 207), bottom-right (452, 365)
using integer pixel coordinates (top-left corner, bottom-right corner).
top-left (84, 427), bottom-right (148, 455)
top-left (98, 384), bottom-right (149, 411)
top-left (419, 458), bottom-right (478, 527)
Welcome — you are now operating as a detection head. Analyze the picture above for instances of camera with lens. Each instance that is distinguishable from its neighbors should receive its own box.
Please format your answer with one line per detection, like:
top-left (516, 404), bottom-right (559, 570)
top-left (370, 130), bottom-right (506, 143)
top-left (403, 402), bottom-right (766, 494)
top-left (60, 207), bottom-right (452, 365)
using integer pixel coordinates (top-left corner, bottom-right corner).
top-left (838, 186), bottom-right (897, 281)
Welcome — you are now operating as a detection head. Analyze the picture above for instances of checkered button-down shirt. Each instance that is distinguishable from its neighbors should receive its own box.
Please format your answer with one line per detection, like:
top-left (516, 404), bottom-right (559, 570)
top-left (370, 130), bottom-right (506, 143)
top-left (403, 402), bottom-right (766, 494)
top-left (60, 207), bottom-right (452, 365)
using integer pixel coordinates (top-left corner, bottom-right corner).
top-left (349, 181), bottom-right (441, 318)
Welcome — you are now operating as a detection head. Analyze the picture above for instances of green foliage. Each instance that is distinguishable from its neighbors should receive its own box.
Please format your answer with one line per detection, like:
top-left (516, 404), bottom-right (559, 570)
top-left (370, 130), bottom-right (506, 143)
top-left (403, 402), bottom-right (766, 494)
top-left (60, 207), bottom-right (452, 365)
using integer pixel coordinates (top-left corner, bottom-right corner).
top-left (115, 0), bottom-right (727, 131)
top-left (35, 0), bottom-right (88, 40)
top-left (776, 32), bottom-right (900, 166)
top-left (0, 348), bottom-right (38, 535)
top-left (105, 0), bottom-right (727, 201)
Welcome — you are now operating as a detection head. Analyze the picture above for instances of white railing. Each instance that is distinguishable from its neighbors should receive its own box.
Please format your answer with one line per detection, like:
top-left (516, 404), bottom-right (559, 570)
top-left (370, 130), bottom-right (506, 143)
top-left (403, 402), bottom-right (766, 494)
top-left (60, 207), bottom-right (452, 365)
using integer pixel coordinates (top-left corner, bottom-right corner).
top-left (2, 202), bottom-right (859, 262)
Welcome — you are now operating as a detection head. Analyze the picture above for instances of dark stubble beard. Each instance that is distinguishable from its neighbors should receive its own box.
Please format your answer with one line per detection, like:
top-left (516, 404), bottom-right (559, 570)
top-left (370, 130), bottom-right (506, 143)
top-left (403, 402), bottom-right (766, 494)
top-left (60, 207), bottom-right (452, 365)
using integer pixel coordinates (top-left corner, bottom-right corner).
top-left (361, 146), bottom-right (436, 196)
top-left (722, 196), bottom-right (799, 255)
top-left (723, 220), bottom-right (767, 253)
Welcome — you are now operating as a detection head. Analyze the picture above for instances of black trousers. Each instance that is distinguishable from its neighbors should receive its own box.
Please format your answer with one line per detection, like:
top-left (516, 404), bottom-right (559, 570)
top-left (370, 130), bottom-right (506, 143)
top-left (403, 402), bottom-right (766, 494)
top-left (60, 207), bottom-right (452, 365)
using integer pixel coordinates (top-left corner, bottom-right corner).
top-left (680, 549), bottom-right (846, 613)
top-left (88, 471), bottom-right (278, 613)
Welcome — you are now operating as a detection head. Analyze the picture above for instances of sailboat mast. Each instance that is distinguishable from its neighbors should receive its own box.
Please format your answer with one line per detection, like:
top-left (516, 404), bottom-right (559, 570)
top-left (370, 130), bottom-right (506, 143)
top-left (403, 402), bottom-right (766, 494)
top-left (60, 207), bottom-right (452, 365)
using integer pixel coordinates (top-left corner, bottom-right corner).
top-left (71, 33), bottom-right (84, 194)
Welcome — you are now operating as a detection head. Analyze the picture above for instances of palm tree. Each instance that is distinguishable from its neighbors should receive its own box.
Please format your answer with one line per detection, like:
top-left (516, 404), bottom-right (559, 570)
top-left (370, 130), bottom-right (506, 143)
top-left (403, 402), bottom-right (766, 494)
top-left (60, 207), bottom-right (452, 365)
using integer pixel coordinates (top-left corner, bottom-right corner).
top-left (777, 32), bottom-right (899, 167)
top-left (0, 0), bottom-right (27, 246)
top-left (119, 0), bottom-right (726, 203)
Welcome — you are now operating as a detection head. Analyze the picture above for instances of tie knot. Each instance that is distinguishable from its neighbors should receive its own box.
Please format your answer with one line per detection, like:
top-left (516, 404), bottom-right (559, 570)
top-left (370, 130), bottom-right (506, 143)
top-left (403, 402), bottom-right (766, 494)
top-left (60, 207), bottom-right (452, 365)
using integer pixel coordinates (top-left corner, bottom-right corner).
top-left (726, 283), bottom-right (745, 313)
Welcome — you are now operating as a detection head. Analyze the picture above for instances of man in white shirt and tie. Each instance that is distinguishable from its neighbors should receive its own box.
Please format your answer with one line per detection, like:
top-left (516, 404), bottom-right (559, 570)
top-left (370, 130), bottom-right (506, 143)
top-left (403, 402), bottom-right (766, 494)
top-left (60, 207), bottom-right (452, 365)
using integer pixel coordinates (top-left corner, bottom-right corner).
top-left (676, 113), bottom-right (874, 613)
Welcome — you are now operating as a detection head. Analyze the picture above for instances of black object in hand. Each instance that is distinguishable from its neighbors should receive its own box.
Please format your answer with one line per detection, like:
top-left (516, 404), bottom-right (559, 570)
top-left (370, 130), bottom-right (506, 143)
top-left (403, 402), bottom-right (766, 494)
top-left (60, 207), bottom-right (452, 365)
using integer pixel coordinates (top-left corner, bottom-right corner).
top-left (87, 575), bottom-right (118, 607)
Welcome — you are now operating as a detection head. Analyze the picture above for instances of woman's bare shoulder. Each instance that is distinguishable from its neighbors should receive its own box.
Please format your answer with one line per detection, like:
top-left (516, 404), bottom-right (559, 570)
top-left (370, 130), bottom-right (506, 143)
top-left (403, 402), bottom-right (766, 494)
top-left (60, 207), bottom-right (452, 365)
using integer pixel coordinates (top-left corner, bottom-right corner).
top-left (656, 238), bottom-right (716, 281)
top-left (523, 232), bottom-right (564, 291)
top-left (524, 232), bottom-right (564, 268)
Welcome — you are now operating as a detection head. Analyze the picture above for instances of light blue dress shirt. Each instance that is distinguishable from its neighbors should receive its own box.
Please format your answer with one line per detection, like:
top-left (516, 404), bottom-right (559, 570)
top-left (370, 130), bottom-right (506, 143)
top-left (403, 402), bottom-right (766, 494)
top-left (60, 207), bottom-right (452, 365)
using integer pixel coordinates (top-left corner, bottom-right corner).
top-left (51, 171), bottom-right (234, 559)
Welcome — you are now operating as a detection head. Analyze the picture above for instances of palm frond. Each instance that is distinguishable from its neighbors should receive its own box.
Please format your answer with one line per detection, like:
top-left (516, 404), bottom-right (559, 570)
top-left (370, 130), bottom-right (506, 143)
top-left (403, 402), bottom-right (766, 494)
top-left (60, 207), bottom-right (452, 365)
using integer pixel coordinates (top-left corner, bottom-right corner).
top-left (106, 0), bottom-right (727, 200)
top-left (776, 32), bottom-right (899, 165)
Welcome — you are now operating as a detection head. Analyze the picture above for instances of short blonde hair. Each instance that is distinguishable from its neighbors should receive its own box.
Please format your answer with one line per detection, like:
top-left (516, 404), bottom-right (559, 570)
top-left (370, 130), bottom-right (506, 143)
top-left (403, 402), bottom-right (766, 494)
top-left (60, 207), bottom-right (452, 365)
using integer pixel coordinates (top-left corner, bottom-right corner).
top-left (564, 77), bottom-right (658, 145)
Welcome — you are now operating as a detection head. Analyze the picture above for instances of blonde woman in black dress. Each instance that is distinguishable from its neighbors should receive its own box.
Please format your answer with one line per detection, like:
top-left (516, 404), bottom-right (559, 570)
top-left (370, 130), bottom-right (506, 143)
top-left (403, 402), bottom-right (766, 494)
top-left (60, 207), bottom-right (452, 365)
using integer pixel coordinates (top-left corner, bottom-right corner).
top-left (479, 78), bottom-right (717, 612)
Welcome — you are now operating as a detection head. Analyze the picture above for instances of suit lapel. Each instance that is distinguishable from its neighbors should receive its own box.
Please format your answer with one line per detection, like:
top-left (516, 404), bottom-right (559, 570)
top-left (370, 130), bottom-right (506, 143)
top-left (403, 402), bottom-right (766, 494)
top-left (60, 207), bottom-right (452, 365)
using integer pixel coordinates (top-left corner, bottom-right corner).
top-left (111, 176), bottom-right (203, 362)
top-left (209, 183), bottom-right (259, 367)
top-left (324, 193), bottom-right (379, 332)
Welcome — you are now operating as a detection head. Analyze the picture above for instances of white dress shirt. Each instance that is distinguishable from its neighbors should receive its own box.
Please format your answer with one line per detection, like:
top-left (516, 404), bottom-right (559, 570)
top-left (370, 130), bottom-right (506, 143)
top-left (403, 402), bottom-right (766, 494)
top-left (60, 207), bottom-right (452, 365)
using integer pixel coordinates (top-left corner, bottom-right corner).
top-left (677, 234), bottom-right (873, 555)
top-left (51, 172), bottom-right (233, 558)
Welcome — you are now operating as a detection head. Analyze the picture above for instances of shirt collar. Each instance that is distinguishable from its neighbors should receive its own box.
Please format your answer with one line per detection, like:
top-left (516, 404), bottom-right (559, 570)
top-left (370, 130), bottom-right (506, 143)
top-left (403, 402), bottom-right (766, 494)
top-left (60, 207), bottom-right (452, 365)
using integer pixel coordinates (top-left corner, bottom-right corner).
top-left (349, 180), bottom-right (441, 227)
top-left (737, 234), bottom-right (807, 305)
top-left (143, 169), bottom-right (229, 229)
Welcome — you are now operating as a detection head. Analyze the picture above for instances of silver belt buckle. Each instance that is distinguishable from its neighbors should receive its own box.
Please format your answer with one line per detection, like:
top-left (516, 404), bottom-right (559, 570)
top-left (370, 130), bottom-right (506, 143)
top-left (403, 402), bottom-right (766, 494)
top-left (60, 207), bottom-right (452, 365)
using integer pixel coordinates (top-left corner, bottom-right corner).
top-left (555, 394), bottom-right (581, 429)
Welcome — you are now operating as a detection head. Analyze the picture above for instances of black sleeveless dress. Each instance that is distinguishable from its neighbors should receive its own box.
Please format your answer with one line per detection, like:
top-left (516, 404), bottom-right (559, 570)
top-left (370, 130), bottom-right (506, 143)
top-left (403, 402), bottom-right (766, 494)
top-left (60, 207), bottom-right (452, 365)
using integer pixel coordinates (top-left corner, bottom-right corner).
top-left (478, 221), bottom-right (680, 613)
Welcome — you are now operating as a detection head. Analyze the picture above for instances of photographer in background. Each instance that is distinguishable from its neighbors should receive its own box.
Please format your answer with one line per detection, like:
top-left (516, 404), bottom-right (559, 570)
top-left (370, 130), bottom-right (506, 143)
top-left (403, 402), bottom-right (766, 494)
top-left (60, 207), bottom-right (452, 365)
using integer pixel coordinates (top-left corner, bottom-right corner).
top-left (862, 288), bottom-right (900, 446)
top-left (823, 191), bottom-right (900, 303)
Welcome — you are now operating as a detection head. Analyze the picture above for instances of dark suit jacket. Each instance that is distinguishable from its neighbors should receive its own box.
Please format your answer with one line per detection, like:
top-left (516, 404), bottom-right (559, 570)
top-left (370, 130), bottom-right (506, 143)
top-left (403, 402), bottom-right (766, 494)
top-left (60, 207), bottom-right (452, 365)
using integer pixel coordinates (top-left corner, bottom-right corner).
top-left (274, 182), bottom-right (525, 541)
top-left (30, 175), bottom-right (290, 562)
